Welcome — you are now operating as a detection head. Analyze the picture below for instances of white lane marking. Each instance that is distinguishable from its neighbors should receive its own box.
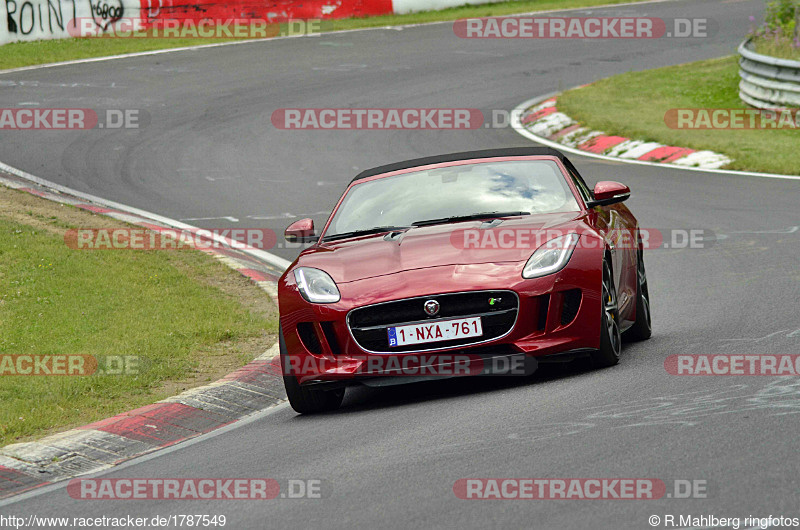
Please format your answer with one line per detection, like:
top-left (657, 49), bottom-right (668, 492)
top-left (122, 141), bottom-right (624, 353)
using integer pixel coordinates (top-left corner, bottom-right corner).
top-left (180, 216), bottom-right (240, 222)
top-left (312, 63), bottom-right (368, 71)
top-left (730, 226), bottom-right (799, 234)
top-left (453, 50), bottom-right (504, 57)
top-left (175, 169), bottom-right (239, 182)
top-left (511, 94), bottom-right (800, 182)
top-left (204, 176), bottom-right (239, 182)
top-left (718, 329), bottom-right (799, 343)
top-left (246, 210), bottom-right (328, 220)
top-left (0, 80), bottom-right (121, 88)
top-left (248, 212), bottom-right (296, 220)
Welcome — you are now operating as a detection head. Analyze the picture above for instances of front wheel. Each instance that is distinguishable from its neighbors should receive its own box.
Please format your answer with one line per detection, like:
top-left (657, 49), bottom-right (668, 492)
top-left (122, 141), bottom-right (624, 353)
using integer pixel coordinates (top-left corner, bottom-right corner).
top-left (280, 326), bottom-right (345, 414)
top-left (623, 246), bottom-right (652, 342)
top-left (591, 260), bottom-right (622, 368)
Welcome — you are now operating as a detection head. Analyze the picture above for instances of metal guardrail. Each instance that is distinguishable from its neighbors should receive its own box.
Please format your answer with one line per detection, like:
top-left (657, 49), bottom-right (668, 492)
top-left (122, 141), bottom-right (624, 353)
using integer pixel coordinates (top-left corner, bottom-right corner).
top-left (738, 39), bottom-right (800, 109)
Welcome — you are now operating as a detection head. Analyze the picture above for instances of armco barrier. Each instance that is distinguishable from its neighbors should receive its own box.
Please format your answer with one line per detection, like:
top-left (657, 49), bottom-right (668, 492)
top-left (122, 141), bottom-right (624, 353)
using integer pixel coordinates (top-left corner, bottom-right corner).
top-left (141, 0), bottom-right (392, 27)
top-left (738, 38), bottom-right (800, 109)
top-left (0, 0), bottom-right (495, 45)
top-left (0, 0), bottom-right (389, 44)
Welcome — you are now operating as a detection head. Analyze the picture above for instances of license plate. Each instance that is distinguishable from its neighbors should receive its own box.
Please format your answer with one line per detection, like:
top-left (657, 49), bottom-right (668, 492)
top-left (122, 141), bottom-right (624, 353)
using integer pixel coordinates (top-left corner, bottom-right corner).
top-left (387, 317), bottom-right (483, 347)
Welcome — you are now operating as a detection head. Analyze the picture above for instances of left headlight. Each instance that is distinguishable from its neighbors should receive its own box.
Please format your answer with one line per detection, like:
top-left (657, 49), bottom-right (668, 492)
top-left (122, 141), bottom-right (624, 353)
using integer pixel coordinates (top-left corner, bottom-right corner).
top-left (294, 267), bottom-right (341, 303)
top-left (522, 233), bottom-right (580, 279)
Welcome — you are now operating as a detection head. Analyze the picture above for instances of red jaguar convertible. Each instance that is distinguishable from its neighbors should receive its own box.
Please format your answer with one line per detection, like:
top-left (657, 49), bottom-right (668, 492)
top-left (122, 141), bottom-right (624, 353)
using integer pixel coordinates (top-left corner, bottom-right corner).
top-left (278, 147), bottom-right (651, 413)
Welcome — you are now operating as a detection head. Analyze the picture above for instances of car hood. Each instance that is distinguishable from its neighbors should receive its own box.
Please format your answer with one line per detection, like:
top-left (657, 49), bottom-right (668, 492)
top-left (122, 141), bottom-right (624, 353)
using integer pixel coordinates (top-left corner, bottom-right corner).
top-left (295, 212), bottom-right (587, 283)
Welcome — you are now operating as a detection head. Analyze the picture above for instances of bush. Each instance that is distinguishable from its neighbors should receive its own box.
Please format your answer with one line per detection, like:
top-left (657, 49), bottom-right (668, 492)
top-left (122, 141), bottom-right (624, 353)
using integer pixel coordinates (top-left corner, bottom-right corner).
top-left (749, 0), bottom-right (800, 56)
top-left (765, 0), bottom-right (798, 34)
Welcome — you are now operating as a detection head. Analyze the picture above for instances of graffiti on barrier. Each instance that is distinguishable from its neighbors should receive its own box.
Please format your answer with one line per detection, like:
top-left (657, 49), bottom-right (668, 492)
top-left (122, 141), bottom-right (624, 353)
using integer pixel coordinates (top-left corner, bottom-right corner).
top-left (1, 0), bottom-right (137, 43)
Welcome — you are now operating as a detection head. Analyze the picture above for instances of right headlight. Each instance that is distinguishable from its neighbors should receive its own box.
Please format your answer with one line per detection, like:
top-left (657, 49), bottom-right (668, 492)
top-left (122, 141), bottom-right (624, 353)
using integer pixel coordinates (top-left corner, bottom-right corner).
top-left (294, 267), bottom-right (341, 303)
top-left (522, 233), bottom-right (580, 279)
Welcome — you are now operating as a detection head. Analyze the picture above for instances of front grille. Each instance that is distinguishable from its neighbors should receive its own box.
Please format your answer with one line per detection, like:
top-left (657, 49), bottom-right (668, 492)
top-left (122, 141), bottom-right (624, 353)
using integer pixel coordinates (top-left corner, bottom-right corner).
top-left (348, 290), bottom-right (518, 353)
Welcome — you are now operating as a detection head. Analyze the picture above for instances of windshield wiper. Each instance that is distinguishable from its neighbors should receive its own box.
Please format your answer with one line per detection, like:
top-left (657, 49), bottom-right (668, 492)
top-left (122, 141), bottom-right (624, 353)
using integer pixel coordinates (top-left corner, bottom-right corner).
top-left (321, 226), bottom-right (410, 242)
top-left (411, 211), bottom-right (530, 227)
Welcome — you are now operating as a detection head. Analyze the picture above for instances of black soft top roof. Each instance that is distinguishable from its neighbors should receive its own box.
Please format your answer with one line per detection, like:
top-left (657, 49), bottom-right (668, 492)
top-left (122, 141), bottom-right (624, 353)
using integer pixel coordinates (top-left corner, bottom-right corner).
top-left (351, 146), bottom-right (571, 184)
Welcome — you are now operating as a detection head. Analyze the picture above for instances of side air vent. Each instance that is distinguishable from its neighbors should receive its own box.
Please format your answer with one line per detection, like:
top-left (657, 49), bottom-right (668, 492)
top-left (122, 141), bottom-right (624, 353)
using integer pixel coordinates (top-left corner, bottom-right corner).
top-left (537, 294), bottom-right (550, 331)
top-left (320, 322), bottom-right (341, 355)
top-left (296, 322), bottom-right (321, 355)
top-left (560, 289), bottom-right (582, 326)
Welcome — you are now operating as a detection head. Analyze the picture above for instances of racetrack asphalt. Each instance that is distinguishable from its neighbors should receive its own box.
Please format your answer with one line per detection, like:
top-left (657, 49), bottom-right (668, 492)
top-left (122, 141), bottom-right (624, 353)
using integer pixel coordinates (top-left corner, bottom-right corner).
top-left (3, 0), bottom-right (800, 527)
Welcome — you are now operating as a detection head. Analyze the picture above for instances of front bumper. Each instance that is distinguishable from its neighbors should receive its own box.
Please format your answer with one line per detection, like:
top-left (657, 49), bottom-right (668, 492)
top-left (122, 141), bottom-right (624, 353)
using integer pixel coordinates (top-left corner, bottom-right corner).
top-left (278, 260), bottom-right (601, 385)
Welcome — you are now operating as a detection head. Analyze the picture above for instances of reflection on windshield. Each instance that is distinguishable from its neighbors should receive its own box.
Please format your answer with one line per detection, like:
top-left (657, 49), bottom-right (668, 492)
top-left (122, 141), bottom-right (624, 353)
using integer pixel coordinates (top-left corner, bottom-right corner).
top-left (325, 160), bottom-right (579, 237)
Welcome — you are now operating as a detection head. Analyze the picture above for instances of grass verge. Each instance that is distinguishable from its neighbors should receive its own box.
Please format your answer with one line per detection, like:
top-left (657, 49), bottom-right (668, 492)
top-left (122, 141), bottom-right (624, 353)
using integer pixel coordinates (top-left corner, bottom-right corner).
top-left (0, 0), bottom-right (650, 70)
top-left (751, 35), bottom-right (800, 60)
top-left (0, 185), bottom-right (278, 446)
top-left (557, 55), bottom-right (800, 175)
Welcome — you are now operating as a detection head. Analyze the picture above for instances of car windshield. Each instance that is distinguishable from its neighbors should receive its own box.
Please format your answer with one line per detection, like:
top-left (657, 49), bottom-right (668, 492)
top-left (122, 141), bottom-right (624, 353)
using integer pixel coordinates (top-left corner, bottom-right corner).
top-left (323, 159), bottom-right (580, 238)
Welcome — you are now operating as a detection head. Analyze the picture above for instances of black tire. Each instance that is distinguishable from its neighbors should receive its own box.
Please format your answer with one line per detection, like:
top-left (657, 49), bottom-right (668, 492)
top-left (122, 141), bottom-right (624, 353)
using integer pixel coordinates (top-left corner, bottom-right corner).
top-left (591, 260), bottom-right (622, 368)
top-left (623, 245), bottom-right (652, 342)
top-left (280, 326), bottom-right (345, 414)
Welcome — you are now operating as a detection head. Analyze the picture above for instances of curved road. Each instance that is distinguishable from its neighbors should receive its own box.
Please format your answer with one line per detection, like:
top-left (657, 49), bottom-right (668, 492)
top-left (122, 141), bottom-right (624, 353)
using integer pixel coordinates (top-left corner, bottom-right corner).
top-left (3, 0), bottom-right (800, 527)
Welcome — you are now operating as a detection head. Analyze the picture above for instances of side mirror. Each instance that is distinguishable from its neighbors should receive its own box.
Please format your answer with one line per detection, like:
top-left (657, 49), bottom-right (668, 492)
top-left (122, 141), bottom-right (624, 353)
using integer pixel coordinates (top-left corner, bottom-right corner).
top-left (285, 218), bottom-right (316, 243)
top-left (587, 181), bottom-right (630, 208)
